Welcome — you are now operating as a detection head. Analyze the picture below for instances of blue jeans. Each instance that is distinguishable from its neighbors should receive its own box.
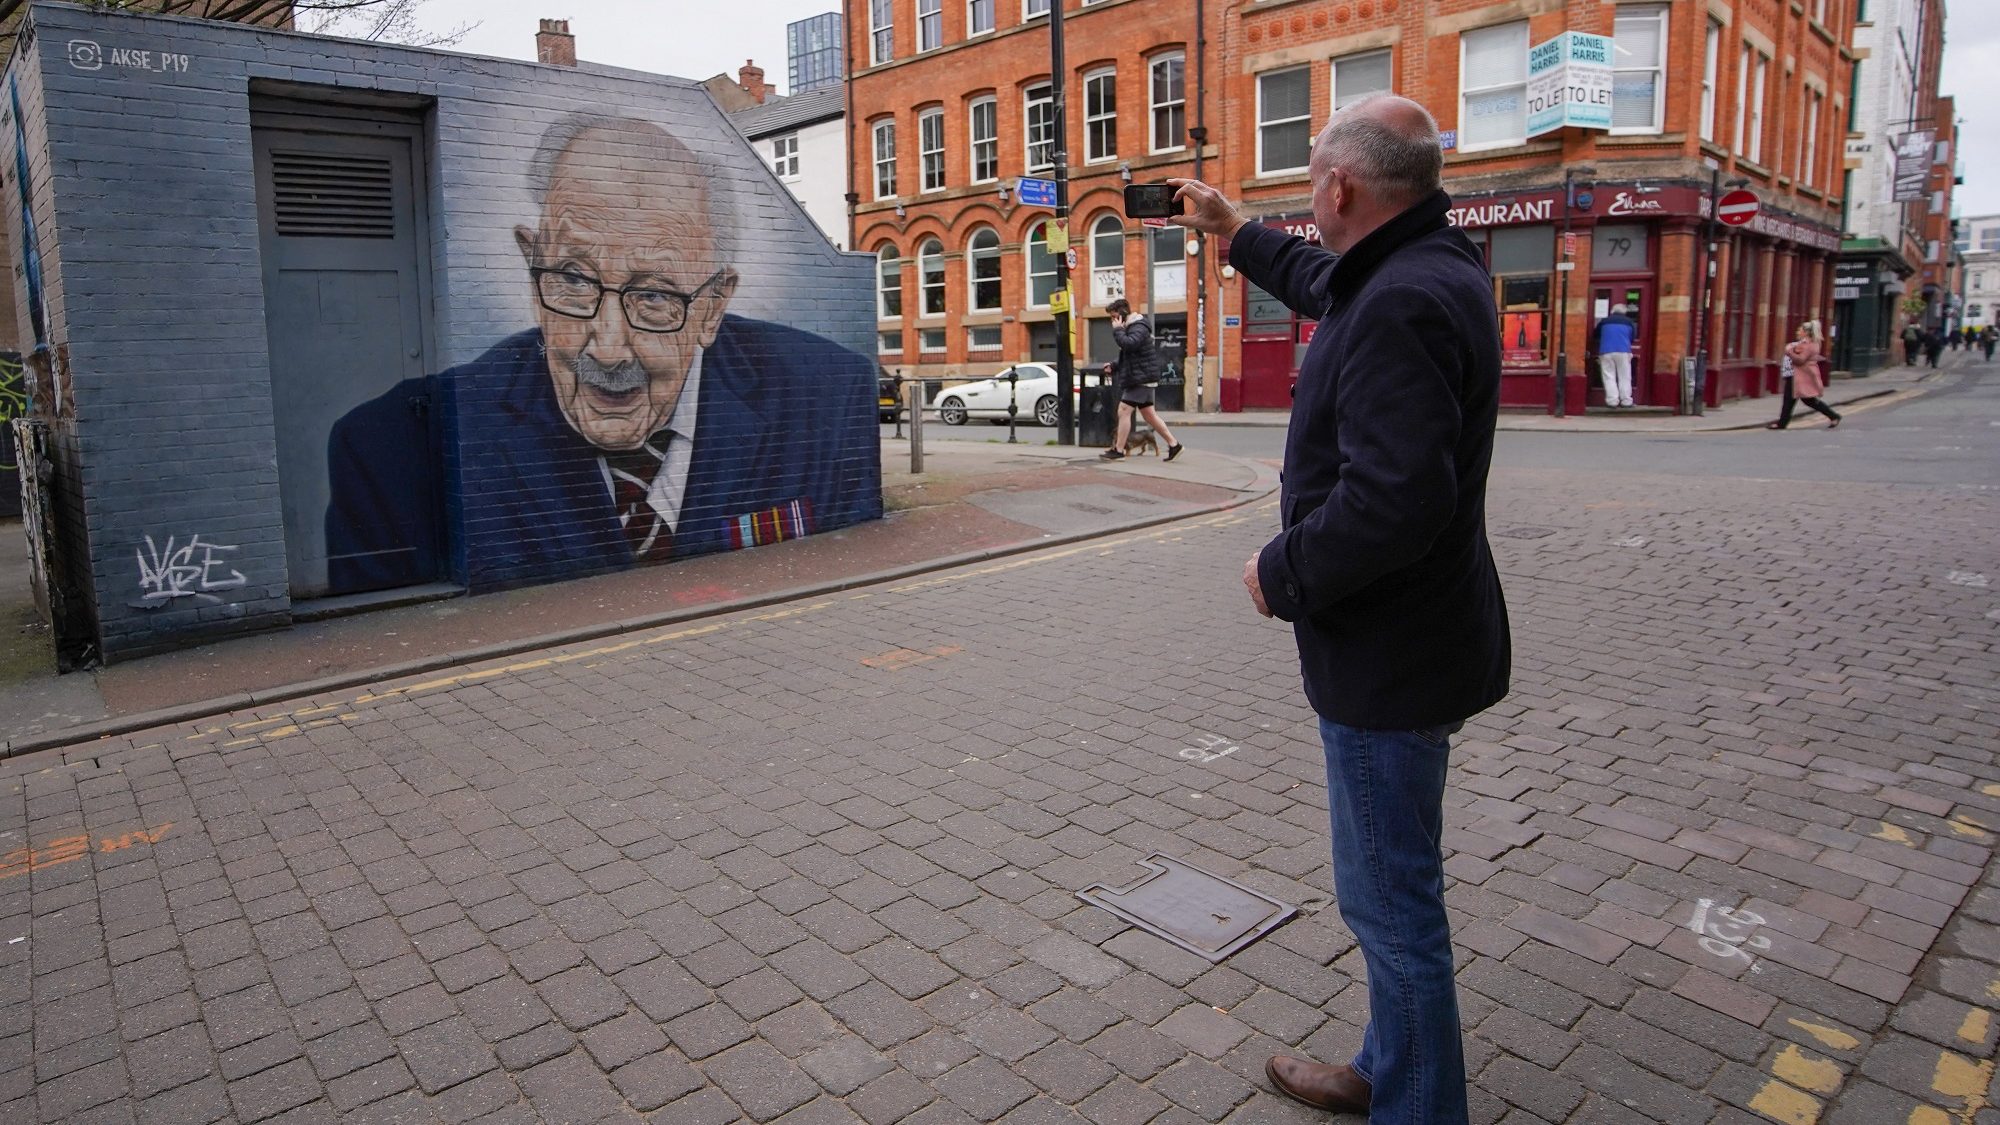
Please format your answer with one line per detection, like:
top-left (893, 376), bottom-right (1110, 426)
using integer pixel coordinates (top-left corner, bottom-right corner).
top-left (1319, 717), bottom-right (1468, 1125)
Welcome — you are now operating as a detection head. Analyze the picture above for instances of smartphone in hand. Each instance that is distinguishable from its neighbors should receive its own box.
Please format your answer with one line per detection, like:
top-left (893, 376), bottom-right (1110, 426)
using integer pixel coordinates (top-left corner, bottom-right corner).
top-left (1123, 183), bottom-right (1185, 219)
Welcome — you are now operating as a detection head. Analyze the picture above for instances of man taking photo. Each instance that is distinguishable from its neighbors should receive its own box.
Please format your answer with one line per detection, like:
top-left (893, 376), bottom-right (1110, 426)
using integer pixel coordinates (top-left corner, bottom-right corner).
top-left (1169, 94), bottom-right (1511, 1124)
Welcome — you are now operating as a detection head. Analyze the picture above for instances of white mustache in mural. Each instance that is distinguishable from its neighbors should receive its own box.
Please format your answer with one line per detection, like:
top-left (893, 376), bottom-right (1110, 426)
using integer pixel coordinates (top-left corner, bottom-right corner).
top-left (573, 352), bottom-right (648, 396)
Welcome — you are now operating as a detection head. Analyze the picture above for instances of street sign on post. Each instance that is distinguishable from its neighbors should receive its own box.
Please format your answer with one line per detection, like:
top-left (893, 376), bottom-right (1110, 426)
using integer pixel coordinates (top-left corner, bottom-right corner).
top-left (1716, 189), bottom-right (1761, 227)
top-left (1016, 177), bottom-right (1058, 208)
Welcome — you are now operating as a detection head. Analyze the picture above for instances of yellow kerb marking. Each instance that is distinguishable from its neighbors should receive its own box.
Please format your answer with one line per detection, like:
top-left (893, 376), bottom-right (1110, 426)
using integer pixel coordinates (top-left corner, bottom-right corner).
top-left (1748, 1078), bottom-right (1822, 1125)
top-left (1948, 816), bottom-right (1994, 840)
top-left (1772, 1045), bottom-right (1843, 1095)
top-left (1981, 783), bottom-right (2000, 798)
top-left (1908, 1108), bottom-right (1952, 1125)
top-left (1929, 1048), bottom-right (1995, 1124)
top-left (1870, 822), bottom-right (1916, 846)
top-left (1787, 1018), bottom-right (1860, 1052)
top-left (1956, 1008), bottom-right (1989, 1045)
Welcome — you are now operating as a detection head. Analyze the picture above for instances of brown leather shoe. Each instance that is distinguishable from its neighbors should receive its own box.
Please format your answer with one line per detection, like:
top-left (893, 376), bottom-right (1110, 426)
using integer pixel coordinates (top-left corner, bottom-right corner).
top-left (1266, 1055), bottom-right (1372, 1114)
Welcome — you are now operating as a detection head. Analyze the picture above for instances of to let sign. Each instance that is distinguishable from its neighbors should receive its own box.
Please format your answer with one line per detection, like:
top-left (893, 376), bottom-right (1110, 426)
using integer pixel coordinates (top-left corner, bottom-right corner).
top-left (1716, 189), bottom-right (1761, 227)
top-left (1527, 32), bottom-right (1613, 137)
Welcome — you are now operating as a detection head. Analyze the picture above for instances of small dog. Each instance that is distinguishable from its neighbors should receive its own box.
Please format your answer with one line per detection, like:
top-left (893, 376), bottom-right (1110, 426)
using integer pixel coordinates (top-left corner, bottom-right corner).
top-left (1125, 422), bottom-right (1160, 457)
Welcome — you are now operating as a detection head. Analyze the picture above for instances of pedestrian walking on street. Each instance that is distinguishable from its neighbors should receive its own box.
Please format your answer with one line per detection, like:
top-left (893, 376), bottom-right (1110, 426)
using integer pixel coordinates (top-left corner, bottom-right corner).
top-left (1768, 321), bottom-right (1841, 429)
top-left (1948, 327), bottom-right (1961, 351)
top-left (1924, 328), bottom-right (1944, 368)
top-left (1592, 303), bottom-right (1638, 407)
top-left (1098, 298), bottom-right (1184, 462)
top-left (1982, 326), bottom-right (1996, 361)
top-left (1903, 322), bottom-right (1923, 366)
top-left (1170, 94), bottom-right (1509, 1125)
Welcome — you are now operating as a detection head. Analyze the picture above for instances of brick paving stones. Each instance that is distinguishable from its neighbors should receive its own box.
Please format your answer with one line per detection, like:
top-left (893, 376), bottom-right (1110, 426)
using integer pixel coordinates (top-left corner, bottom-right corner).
top-left (2, 462), bottom-right (1997, 1122)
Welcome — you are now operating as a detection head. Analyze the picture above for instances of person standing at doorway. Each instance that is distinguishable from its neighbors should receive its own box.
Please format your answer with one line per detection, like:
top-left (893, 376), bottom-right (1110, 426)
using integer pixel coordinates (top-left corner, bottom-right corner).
top-left (1769, 321), bottom-right (1841, 429)
top-left (1098, 298), bottom-right (1185, 462)
top-left (1593, 303), bottom-right (1637, 407)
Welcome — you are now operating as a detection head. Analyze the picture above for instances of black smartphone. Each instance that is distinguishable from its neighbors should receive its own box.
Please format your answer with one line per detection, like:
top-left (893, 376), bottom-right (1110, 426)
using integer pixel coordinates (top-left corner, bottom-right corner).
top-left (1123, 183), bottom-right (1184, 219)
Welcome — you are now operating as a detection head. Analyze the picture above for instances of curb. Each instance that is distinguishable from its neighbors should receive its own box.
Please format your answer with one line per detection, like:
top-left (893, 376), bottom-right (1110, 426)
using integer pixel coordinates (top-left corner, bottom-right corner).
top-left (3, 458), bottom-right (1282, 763)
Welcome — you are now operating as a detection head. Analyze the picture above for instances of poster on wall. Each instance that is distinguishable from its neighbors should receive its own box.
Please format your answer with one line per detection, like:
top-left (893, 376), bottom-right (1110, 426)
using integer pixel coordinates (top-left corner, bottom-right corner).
top-left (1527, 33), bottom-right (1614, 138)
top-left (1501, 312), bottom-right (1546, 365)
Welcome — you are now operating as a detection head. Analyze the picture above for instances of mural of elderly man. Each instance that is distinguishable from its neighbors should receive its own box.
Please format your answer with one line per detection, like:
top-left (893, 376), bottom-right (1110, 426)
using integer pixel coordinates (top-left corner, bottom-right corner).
top-left (327, 114), bottom-right (881, 591)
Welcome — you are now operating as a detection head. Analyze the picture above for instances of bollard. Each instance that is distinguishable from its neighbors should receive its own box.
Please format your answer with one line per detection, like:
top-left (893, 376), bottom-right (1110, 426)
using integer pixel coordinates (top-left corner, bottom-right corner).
top-left (909, 378), bottom-right (923, 475)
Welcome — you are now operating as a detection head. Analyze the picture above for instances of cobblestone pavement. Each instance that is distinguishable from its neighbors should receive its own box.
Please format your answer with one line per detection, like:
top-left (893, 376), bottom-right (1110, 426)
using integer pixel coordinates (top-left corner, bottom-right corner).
top-left (3, 451), bottom-right (1998, 1123)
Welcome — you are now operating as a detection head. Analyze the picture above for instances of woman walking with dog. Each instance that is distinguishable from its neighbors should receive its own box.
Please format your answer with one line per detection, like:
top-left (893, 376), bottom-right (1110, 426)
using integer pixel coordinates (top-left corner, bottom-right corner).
top-left (1099, 299), bottom-right (1185, 462)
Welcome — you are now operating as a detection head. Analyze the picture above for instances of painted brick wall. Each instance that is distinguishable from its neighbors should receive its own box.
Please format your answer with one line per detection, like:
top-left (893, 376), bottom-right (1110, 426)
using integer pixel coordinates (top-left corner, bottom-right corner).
top-left (6, 2), bottom-right (880, 663)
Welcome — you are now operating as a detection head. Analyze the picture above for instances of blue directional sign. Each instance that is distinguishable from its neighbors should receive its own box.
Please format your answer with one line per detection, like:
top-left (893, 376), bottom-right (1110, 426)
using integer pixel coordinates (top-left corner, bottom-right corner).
top-left (1016, 177), bottom-right (1058, 208)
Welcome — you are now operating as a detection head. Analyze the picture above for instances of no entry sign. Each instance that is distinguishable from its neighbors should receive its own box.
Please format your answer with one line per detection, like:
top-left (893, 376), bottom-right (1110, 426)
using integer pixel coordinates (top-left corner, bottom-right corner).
top-left (1717, 189), bottom-right (1761, 227)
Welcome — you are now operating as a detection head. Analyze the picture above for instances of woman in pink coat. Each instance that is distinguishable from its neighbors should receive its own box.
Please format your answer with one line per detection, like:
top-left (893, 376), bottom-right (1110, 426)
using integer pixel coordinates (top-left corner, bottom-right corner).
top-left (1769, 320), bottom-right (1842, 429)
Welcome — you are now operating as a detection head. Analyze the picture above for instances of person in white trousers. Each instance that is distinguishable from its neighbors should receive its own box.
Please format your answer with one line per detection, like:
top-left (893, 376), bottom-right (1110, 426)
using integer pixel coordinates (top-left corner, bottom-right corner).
top-left (1593, 304), bottom-right (1637, 407)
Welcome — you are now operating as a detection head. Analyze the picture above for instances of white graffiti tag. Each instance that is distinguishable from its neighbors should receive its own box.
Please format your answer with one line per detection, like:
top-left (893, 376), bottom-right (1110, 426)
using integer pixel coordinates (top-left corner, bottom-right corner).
top-left (1180, 733), bottom-right (1240, 764)
top-left (136, 535), bottom-right (247, 604)
top-left (1688, 897), bottom-right (1770, 968)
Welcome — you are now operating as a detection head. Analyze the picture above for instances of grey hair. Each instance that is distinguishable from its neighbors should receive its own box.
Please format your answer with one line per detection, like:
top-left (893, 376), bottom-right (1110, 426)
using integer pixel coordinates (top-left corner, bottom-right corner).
top-left (526, 111), bottom-right (738, 259)
top-left (1313, 94), bottom-right (1443, 205)
top-left (1611, 303), bottom-right (1629, 314)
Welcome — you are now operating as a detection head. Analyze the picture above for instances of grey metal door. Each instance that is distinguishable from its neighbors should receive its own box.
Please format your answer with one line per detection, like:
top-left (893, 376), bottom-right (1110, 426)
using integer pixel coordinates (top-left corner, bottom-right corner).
top-left (254, 124), bottom-right (438, 598)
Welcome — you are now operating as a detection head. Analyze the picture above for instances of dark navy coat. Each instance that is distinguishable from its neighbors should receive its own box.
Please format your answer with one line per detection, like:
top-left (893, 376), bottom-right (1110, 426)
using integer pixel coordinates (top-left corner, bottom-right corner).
top-left (1233, 190), bottom-right (1511, 729)
top-left (327, 314), bottom-right (883, 592)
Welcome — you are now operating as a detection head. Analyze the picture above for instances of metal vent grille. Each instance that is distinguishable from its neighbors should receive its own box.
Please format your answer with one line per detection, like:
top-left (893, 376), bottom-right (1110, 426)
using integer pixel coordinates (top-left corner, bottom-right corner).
top-left (271, 151), bottom-right (394, 238)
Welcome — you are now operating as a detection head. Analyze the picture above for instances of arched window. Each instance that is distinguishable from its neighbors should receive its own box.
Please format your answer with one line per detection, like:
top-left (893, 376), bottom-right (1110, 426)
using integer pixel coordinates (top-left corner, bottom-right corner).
top-left (1026, 223), bottom-right (1057, 306)
top-left (919, 239), bottom-right (946, 316)
top-left (1089, 215), bottom-right (1126, 307)
top-left (876, 245), bottom-right (902, 319)
top-left (967, 228), bottom-right (1002, 311)
top-left (1149, 225), bottom-right (1186, 303)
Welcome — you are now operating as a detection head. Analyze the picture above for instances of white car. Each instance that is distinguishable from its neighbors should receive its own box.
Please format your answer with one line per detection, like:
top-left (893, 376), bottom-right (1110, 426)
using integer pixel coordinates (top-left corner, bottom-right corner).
top-left (934, 363), bottom-right (1064, 426)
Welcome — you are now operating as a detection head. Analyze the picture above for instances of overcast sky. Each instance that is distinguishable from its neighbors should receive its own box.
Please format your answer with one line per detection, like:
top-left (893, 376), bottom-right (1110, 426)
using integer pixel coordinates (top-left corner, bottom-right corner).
top-left (410, 0), bottom-right (1999, 217)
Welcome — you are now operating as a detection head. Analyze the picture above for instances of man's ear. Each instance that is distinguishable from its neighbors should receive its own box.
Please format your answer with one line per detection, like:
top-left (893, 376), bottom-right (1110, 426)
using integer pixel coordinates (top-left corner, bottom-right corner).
top-left (515, 225), bottom-right (539, 264)
top-left (694, 268), bottom-right (740, 345)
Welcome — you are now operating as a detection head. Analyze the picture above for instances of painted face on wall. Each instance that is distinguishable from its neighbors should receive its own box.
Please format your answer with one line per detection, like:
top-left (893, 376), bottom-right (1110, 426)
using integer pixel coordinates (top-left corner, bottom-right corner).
top-left (516, 125), bottom-right (739, 451)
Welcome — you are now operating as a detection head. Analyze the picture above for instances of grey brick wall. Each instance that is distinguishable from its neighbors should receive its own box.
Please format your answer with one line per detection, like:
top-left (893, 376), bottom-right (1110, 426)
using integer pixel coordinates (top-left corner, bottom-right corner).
top-left (4, 2), bottom-right (879, 663)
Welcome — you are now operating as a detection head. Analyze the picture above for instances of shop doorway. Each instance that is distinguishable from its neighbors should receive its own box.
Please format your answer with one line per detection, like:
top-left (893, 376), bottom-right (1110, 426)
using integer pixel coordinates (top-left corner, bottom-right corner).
top-left (1587, 279), bottom-right (1654, 407)
top-left (1239, 280), bottom-right (1299, 408)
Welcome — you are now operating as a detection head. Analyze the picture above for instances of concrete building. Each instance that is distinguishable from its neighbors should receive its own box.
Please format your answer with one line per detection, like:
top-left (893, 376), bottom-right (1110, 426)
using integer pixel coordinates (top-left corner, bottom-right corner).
top-left (733, 89), bottom-right (851, 250)
top-left (1955, 212), bottom-right (2000, 255)
top-left (1834, 0), bottom-right (1947, 374)
top-left (1961, 250), bottom-right (2000, 330)
top-left (4, 3), bottom-right (879, 665)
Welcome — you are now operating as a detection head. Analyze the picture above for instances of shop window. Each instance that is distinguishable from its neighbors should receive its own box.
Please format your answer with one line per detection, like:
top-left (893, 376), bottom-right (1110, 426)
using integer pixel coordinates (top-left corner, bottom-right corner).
top-left (1026, 222), bottom-right (1057, 306)
top-left (1332, 49), bottom-right (1391, 112)
top-left (1488, 226), bottom-right (1553, 366)
top-left (1591, 224), bottom-right (1649, 273)
top-left (967, 228), bottom-right (1002, 311)
top-left (1258, 67), bottom-right (1312, 175)
top-left (1724, 245), bottom-right (1760, 359)
top-left (1460, 22), bottom-right (1528, 151)
top-left (1090, 215), bottom-right (1126, 307)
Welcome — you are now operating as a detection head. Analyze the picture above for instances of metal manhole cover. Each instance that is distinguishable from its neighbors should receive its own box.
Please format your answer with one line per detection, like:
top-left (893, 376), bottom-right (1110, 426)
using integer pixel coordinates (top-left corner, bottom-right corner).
top-left (1077, 854), bottom-right (1296, 962)
top-left (1494, 525), bottom-right (1556, 539)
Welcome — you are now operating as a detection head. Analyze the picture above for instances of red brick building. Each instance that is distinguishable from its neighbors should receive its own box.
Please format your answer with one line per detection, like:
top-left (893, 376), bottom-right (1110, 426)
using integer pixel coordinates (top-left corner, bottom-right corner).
top-left (849, 0), bottom-right (1857, 414)
top-left (846, 0), bottom-right (1222, 400)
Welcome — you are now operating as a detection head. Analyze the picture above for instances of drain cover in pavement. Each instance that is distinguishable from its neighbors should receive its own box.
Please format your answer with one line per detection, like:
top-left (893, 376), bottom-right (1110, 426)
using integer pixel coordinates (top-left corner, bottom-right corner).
top-left (1077, 854), bottom-right (1296, 962)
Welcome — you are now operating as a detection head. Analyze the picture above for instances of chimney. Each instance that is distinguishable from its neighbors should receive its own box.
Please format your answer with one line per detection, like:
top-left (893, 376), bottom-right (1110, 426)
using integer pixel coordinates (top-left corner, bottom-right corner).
top-left (738, 59), bottom-right (772, 104)
top-left (536, 19), bottom-right (576, 67)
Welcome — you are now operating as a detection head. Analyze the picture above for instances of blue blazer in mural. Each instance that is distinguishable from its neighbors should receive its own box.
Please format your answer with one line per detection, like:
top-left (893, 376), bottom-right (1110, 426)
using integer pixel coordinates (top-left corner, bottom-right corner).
top-left (326, 314), bottom-right (883, 592)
